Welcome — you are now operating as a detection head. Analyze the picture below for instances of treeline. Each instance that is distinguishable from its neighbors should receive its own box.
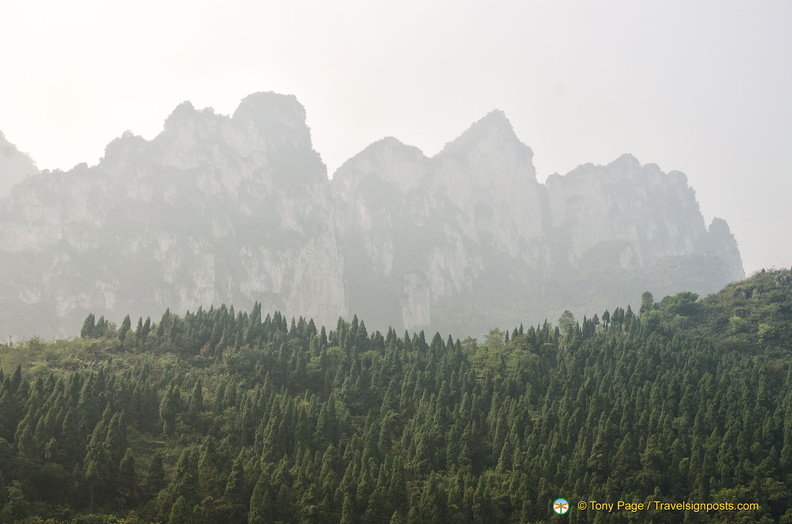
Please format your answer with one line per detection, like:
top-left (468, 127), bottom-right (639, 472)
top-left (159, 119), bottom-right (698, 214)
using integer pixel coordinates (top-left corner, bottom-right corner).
top-left (0, 269), bottom-right (791, 523)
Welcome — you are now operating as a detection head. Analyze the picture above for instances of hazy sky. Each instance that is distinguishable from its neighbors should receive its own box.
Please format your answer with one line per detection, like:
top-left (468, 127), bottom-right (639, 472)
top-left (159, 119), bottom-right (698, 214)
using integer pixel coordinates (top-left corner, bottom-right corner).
top-left (1, 0), bottom-right (790, 275)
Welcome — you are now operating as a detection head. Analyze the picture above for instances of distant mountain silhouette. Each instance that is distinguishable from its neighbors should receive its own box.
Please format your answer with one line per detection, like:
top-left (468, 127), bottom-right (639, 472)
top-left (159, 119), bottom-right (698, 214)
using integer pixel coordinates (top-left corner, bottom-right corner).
top-left (0, 130), bottom-right (38, 197)
top-left (0, 93), bottom-right (743, 338)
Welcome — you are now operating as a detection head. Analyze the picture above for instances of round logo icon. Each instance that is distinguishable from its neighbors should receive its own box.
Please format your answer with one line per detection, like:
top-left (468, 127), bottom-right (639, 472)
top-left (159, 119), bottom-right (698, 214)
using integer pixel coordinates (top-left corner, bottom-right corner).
top-left (554, 498), bottom-right (569, 515)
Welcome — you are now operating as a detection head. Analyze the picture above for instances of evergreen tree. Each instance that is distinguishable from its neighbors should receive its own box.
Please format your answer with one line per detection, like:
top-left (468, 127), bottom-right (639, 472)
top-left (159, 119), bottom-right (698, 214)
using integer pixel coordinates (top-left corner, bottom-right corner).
top-left (80, 313), bottom-right (96, 339)
top-left (159, 383), bottom-right (181, 435)
top-left (119, 447), bottom-right (137, 496)
top-left (119, 314), bottom-right (132, 342)
top-left (340, 492), bottom-right (355, 524)
top-left (248, 471), bottom-right (272, 524)
top-left (168, 495), bottom-right (192, 524)
top-left (144, 451), bottom-right (167, 499)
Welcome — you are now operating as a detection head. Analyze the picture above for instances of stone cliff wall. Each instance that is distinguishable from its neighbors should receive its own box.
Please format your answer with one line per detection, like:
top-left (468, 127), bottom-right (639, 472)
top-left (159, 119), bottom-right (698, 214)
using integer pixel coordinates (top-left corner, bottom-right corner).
top-left (0, 93), bottom-right (744, 338)
top-left (0, 93), bottom-right (347, 338)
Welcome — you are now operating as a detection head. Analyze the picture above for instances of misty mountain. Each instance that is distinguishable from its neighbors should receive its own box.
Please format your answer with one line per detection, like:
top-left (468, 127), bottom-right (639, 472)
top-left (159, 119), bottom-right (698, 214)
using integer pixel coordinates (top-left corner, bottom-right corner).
top-left (0, 92), bottom-right (743, 338)
top-left (0, 131), bottom-right (38, 197)
top-left (0, 94), bottom-right (346, 338)
top-left (332, 110), bottom-right (744, 335)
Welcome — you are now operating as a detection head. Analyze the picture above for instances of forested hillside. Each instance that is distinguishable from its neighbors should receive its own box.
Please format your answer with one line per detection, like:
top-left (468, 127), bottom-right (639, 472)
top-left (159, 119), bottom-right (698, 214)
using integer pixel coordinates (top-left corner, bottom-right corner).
top-left (1, 269), bottom-right (790, 523)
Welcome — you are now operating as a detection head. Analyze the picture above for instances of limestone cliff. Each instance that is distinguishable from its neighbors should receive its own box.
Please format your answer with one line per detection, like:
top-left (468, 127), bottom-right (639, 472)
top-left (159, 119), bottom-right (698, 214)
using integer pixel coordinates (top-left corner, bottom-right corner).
top-left (332, 111), bottom-right (550, 332)
top-left (0, 131), bottom-right (38, 198)
top-left (333, 114), bottom-right (744, 335)
top-left (0, 93), bottom-right (744, 339)
top-left (0, 93), bottom-right (346, 338)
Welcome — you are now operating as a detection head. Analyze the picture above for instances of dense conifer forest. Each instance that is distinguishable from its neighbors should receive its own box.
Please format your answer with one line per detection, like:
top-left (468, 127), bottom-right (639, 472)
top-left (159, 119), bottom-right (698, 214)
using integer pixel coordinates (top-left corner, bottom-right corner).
top-left (1, 269), bottom-right (791, 523)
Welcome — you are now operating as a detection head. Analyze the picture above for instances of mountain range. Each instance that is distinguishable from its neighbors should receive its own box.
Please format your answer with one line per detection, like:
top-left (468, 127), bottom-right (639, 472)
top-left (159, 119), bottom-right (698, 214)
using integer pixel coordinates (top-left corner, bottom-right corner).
top-left (0, 92), bottom-right (744, 338)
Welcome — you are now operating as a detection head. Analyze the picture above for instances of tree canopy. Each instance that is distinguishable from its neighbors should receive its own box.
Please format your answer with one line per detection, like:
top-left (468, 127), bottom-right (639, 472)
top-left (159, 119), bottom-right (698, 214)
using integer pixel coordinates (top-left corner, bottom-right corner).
top-left (0, 269), bottom-right (791, 522)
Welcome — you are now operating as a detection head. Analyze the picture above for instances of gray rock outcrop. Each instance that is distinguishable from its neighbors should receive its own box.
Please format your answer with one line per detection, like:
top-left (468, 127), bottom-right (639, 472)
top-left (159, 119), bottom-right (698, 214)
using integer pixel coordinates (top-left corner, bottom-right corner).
top-left (0, 93), bottom-right (744, 339)
top-left (0, 93), bottom-right (346, 338)
top-left (0, 131), bottom-right (38, 198)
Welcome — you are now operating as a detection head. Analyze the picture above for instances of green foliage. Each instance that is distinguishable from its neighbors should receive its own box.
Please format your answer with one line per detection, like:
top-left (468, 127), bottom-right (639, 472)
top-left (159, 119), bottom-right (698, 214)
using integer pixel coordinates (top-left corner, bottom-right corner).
top-left (168, 495), bottom-right (192, 524)
top-left (1, 271), bottom-right (791, 522)
top-left (640, 291), bottom-right (655, 314)
top-left (659, 290), bottom-right (700, 316)
top-left (1, 480), bottom-right (30, 521)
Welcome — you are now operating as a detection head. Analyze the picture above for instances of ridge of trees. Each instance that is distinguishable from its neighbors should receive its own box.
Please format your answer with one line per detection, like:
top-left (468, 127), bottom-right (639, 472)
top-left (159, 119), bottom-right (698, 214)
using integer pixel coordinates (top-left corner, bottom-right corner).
top-left (0, 268), bottom-right (790, 522)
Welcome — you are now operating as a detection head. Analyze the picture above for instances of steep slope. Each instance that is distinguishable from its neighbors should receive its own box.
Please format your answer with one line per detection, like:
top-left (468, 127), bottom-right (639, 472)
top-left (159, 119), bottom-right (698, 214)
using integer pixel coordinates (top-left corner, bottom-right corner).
top-left (333, 113), bottom-right (744, 336)
top-left (543, 155), bottom-right (743, 275)
top-left (0, 131), bottom-right (38, 197)
top-left (0, 92), bottom-right (744, 339)
top-left (0, 93), bottom-right (346, 338)
top-left (332, 111), bottom-right (549, 332)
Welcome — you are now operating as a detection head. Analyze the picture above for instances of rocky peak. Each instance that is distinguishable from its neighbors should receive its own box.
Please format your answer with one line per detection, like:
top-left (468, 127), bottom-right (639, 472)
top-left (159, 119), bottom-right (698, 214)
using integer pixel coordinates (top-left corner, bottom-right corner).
top-left (333, 137), bottom-right (430, 195)
top-left (101, 131), bottom-right (149, 172)
top-left (439, 110), bottom-right (534, 171)
top-left (608, 153), bottom-right (641, 171)
top-left (0, 131), bottom-right (39, 197)
top-left (434, 110), bottom-right (538, 211)
top-left (161, 101), bottom-right (219, 137)
top-left (232, 92), bottom-right (326, 184)
top-left (100, 92), bottom-right (327, 188)
top-left (232, 92), bottom-right (313, 149)
top-left (703, 217), bottom-right (745, 280)
top-left (0, 92), bottom-right (745, 340)
top-left (0, 92), bottom-right (346, 339)
top-left (556, 153), bottom-right (642, 184)
top-left (450, 109), bottom-right (515, 142)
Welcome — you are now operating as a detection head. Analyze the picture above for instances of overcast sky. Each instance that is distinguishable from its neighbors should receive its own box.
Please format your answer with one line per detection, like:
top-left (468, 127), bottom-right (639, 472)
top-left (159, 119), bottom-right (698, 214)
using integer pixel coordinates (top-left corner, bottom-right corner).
top-left (1, 0), bottom-right (790, 275)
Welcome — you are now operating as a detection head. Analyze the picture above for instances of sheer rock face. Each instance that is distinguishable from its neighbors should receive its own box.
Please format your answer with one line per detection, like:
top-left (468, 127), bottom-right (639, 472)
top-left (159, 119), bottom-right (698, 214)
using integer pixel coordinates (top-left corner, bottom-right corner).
top-left (331, 111), bottom-right (550, 332)
top-left (0, 93), bottom-right (346, 338)
top-left (544, 155), bottom-right (705, 269)
top-left (0, 131), bottom-right (38, 198)
top-left (0, 93), bottom-right (744, 338)
top-left (333, 117), bottom-right (744, 335)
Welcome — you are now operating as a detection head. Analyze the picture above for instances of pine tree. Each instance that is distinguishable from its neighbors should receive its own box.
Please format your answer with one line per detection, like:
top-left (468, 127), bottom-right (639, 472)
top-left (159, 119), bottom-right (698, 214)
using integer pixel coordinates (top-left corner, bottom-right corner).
top-left (159, 383), bottom-right (180, 436)
top-left (248, 471), bottom-right (272, 524)
top-left (339, 492), bottom-right (355, 524)
top-left (168, 495), bottom-right (192, 524)
top-left (224, 452), bottom-right (246, 504)
top-left (119, 448), bottom-right (137, 496)
top-left (187, 380), bottom-right (204, 426)
top-left (144, 451), bottom-right (167, 499)
top-left (85, 458), bottom-right (101, 512)
top-left (197, 436), bottom-right (221, 497)
top-left (80, 313), bottom-right (96, 339)
top-left (104, 412), bottom-right (127, 477)
top-left (119, 315), bottom-right (132, 342)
